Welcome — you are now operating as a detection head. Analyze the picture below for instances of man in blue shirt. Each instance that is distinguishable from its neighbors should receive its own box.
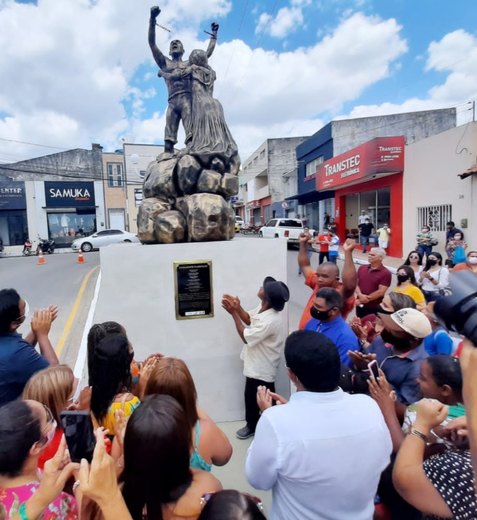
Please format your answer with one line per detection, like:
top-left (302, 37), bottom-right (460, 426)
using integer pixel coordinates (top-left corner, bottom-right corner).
top-left (305, 287), bottom-right (360, 366)
top-left (0, 289), bottom-right (59, 406)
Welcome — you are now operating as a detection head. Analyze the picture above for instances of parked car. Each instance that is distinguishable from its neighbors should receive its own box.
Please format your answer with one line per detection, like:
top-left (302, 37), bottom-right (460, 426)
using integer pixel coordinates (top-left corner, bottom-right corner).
top-left (259, 218), bottom-right (313, 247)
top-left (235, 216), bottom-right (244, 233)
top-left (71, 229), bottom-right (140, 252)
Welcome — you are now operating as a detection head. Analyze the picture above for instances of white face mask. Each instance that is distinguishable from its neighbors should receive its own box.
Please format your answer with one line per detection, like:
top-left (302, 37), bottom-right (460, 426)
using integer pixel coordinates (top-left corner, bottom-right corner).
top-left (468, 257), bottom-right (477, 265)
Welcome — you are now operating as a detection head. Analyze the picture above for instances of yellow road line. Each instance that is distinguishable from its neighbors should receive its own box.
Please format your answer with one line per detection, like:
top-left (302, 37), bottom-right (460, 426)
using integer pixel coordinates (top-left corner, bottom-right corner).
top-left (56, 266), bottom-right (99, 357)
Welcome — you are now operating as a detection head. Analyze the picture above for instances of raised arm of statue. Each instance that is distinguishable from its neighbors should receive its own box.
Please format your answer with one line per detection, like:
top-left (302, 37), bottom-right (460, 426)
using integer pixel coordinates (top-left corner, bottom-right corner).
top-left (149, 5), bottom-right (167, 70)
top-left (206, 22), bottom-right (219, 58)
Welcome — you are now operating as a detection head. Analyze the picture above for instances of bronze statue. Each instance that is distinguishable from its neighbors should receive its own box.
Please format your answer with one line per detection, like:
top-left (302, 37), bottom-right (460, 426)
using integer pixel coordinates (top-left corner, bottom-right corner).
top-left (138, 6), bottom-right (241, 245)
top-left (148, 6), bottom-right (218, 154)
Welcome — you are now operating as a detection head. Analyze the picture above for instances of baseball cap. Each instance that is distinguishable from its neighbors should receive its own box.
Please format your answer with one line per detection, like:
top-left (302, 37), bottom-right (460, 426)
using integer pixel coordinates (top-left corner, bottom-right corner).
top-left (378, 308), bottom-right (432, 339)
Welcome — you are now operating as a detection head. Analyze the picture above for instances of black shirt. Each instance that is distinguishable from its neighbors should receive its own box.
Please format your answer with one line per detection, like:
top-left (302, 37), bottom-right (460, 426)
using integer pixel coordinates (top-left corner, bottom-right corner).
top-left (359, 223), bottom-right (374, 237)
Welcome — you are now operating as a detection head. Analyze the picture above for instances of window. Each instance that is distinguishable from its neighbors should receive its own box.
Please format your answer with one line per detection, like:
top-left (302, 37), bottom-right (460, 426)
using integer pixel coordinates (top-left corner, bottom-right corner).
top-left (265, 219), bottom-right (277, 227)
top-left (139, 170), bottom-right (146, 179)
top-left (417, 205), bottom-right (452, 232)
top-left (305, 156), bottom-right (324, 179)
top-left (107, 163), bottom-right (124, 187)
top-left (260, 150), bottom-right (265, 160)
top-left (278, 219), bottom-right (302, 228)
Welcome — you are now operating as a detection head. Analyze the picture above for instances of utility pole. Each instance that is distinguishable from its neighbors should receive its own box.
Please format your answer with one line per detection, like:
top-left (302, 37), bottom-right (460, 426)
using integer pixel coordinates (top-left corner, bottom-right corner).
top-left (469, 100), bottom-right (476, 122)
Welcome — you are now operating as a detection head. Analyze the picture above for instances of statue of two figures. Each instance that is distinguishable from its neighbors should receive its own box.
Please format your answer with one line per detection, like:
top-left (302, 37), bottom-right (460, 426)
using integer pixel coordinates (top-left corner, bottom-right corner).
top-left (138, 6), bottom-right (241, 244)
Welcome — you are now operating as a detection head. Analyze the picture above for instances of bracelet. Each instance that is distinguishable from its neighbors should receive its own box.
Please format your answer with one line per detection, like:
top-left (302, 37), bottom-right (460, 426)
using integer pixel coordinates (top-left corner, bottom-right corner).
top-left (72, 480), bottom-right (81, 494)
top-left (19, 503), bottom-right (29, 520)
top-left (410, 428), bottom-right (427, 442)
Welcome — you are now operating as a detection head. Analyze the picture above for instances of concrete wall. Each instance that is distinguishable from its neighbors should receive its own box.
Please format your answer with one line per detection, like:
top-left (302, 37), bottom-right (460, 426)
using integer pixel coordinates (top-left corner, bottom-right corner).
top-left (268, 137), bottom-right (307, 202)
top-left (0, 144), bottom-right (104, 182)
top-left (95, 238), bottom-right (290, 422)
top-left (123, 143), bottom-right (164, 233)
top-left (332, 108), bottom-right (456, 156)
top-left (403, 122), bottom-right (477, 257)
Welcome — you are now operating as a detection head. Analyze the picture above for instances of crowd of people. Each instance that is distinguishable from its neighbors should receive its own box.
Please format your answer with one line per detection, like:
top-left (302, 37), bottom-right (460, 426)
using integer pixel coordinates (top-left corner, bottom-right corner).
top-left (1, 224), bottom-right (477, 519)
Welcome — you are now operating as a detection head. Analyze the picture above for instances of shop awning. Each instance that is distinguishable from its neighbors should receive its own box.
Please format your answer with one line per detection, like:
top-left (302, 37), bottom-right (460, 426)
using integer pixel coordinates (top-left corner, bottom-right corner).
top-left (285, 190), bottom-right (334, 205)
top-left (458, 163), bottom-right (477, 180)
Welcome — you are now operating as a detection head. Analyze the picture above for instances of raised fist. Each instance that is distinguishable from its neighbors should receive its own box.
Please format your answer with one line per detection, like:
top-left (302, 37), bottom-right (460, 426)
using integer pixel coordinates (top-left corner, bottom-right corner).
top-left (211, 22), bottom-right (219, 34)
top-left (150, 6), bottom-right (161, 19)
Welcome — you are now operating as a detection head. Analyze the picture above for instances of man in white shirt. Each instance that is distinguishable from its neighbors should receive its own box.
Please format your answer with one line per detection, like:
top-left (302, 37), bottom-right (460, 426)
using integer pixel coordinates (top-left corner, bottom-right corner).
top-left (222, 276), bottom-right (289, 440)
top-left (246, 330), bottom-right (392, 520)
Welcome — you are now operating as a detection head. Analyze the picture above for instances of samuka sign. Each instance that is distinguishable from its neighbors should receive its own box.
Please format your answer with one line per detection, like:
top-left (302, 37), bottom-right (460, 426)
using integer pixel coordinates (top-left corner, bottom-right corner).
top-left (44, 182), bottom-right (95, 208)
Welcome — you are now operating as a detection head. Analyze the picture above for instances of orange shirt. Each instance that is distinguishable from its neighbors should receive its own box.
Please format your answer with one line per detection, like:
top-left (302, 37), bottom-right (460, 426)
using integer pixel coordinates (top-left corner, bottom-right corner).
top-left (316, 234), bottom-right (331, 252)
top-left (298, 272), bottom-right (355, 330)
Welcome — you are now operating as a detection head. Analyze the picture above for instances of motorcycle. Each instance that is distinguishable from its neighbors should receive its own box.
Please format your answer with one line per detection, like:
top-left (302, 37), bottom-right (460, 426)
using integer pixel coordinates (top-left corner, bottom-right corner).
top-left (36, 238), bottom-right (55, 255)
top-left (22, 238), bottom-right (32, 256)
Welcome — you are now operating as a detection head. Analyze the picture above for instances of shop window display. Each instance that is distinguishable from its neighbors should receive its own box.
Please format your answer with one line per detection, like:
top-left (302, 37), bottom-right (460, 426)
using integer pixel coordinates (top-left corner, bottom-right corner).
top-left (47, 212), bottom-right (96, 247)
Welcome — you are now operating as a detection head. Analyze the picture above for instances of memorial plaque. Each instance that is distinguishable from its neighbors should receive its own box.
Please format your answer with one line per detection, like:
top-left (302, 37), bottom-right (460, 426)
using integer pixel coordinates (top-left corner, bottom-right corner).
top-left (174, 261), bottom-right (213, 319)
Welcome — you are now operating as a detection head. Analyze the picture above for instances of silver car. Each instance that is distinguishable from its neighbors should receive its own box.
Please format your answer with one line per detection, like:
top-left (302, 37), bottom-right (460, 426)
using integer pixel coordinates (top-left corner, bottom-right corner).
top-left (71, 229), bottom-right (140, 252)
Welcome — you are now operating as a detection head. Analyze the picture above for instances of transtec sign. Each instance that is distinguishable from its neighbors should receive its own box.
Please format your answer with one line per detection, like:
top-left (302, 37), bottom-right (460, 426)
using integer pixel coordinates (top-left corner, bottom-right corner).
top-left (316, 136), bottom-right (405, 191)
top-left (0, 181), bottom-right (26, 210)
top-left (44, 182), bottom-right (95, 208)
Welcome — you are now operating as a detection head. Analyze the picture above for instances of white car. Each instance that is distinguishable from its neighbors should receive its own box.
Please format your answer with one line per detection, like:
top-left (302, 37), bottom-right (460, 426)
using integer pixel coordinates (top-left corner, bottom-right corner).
top-left (71, 229), bottom-right (140, 252)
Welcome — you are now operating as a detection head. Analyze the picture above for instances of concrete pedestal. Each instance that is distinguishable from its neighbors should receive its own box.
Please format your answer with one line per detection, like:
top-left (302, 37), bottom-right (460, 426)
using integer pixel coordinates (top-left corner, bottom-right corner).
top-left (94, 237), bottom-right (290, 421)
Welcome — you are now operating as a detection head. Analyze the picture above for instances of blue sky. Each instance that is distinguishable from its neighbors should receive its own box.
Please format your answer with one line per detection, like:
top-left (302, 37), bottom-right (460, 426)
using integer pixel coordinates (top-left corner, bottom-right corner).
top-left (0, 0), bottom-right (476, 163)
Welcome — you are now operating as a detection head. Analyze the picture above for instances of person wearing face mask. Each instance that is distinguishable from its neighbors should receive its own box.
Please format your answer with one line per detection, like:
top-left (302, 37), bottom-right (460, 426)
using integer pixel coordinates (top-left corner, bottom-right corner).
top-left (445, 231), bottom-right (467, 265)
top-left (0, 289), bottom-right (59, 407)
top-left (452, 250), bottom-right (477, 274)
top-left (394, 265), bottom-right (426, 310)
top-left (304, 287), bottom-right (360, 366)
top-left (0, 399), bottom-right (79, 518)
top-left (349, 308), bottom-right (432, 408)
top-left (415, 225), bottom-right (435, 259)
top-left (417, 252), bottom-right (449, 302)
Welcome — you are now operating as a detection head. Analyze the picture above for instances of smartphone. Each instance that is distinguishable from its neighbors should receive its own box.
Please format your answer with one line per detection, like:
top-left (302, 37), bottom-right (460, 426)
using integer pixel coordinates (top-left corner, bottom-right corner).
top-left (368, 360), bottom-right (379, 380)
top-left (60, 411), bottom-right (95, 463)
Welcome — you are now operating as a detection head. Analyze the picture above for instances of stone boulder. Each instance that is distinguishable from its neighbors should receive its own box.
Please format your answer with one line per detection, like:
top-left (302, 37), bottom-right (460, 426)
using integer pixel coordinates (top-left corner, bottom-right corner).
top-left (178, 193), bottom-right (235, 242)
top-left (197, 169), bottom-right (222, 194)
top-left (154, 210), bottom-right (187, 244)
top-left (143, 157), bottom-right (178, 200)
top-left (137, 198), bottom-right (171, 243)
top-left (177, 155), bottom-right (202, 195)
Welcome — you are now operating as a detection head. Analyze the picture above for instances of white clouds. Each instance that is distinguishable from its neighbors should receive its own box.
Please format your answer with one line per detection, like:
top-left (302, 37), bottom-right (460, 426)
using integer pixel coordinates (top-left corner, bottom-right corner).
top-left (2, 1), bottom-right (473, 167)
top-left (256, 6), bottom-right (305, 38)
top-left (255, 0), bottom-right (313, 38)
top-left (215, 13), bottom-right (407, 123)
top-left (341, 29), bottom-right (477, 125)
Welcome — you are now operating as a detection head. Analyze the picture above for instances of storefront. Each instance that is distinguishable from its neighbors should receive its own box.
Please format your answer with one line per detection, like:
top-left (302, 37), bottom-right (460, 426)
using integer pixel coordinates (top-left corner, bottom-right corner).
top-left (44, 181), bottom-right (97, 248)
top-left (0, 181), bottom-right (28, 246)
top-left (316, 136), bottom-right (405, 257)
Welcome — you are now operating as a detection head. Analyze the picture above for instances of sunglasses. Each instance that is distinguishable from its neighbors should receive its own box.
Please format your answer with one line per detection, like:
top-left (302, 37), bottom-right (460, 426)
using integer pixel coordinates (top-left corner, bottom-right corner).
top-left (200, 492), bottom-right (264, 512)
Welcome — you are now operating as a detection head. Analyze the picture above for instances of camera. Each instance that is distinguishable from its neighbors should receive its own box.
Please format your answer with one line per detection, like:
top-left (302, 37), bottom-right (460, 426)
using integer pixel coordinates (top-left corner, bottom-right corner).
top-left (434, 271), bottom-right (477, 345)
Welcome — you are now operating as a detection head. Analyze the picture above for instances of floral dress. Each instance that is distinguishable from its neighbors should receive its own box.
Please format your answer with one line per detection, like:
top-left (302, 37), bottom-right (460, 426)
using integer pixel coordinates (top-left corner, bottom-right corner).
top-left (0, 482), bottom-right (78, 519)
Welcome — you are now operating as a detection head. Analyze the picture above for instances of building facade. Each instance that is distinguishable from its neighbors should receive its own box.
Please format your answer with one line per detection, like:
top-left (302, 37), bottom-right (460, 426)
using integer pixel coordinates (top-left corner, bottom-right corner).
top-left (102, 151), bottom-right (127, 230)
top-left (0, 144), bottom-right (106, 252)
top-left (295, 109), bottom-right (457, 231)
top-left (123, 143), bottom-right (164, 233)
top-left (241, 137), bottom-right (308, 225)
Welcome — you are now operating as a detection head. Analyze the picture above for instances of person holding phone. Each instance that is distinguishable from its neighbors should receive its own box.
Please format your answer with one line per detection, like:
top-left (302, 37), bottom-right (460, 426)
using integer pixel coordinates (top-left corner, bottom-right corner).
top-left (22, 364), bottom-right (85, 469)
top-left (0, 400), bottom-right (79, 518)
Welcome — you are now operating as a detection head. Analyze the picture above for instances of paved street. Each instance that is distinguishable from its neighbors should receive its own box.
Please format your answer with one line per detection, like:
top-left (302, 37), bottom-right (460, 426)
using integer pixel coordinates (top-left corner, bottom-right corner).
top-left (0, 238), bottom-right (376, 514)
top-left (0, 251), bottom-right (100, 367)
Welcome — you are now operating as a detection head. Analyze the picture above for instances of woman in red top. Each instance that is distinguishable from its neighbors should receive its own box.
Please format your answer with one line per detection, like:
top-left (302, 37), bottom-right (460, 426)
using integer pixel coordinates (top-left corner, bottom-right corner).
top-left (22, 365), bottom-right (76, 469)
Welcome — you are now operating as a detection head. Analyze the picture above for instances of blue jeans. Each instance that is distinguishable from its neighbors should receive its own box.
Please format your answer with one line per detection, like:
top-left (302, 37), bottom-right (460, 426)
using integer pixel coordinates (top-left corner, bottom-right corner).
top-left (360, 236), bottom-right (370, 252)
top-left (417, 245), bottom-right (432, 258)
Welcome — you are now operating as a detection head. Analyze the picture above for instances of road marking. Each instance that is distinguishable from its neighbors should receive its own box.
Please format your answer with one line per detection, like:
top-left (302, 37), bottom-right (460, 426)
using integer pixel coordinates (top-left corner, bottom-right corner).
top-left (73, 271), bottom-right (102, 384)
top-left (56, 266), bottom-right (99, 357)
